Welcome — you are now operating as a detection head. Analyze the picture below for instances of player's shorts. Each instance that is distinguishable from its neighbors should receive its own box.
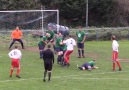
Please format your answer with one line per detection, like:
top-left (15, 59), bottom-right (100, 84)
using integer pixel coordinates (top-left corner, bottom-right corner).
top-left (38, 44), bottom-right (45, 50)
top-left (112, 51), bottom-right (118, 61)
top-left (11, 59), bottom-right (20, 68)
top-left (44, 62), bottom-right (53, 71)
top-left (77, 42), bottom-right (84, 49)
top-left (55, 47), bottom-right (63, 52)
top-left (82, 63), bottom-right (90, 69)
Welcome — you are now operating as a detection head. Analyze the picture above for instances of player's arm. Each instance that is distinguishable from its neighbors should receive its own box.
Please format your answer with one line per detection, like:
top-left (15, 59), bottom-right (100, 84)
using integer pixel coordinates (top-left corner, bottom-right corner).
top-left (42, 37), bottom-right (47, 44)
top-left (8, 51), bottom-right (13, 59)
top-left (50, 31), bottom-right (55, 41)
top-left (81, 33), bottom-right (86, 43)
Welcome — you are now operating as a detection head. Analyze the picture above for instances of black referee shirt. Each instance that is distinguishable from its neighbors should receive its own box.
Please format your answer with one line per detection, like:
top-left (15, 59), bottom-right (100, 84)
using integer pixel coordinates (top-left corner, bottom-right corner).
top-left (43, 49), bottom-right (54, 63)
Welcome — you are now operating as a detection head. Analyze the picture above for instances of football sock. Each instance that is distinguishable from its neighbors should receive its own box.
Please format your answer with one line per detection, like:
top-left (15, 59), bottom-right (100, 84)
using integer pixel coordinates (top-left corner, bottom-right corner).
top-left (116, 61), bottom-right (122, 69)
top-left (82, 50), bottom-right (84, 56)
top-left (10, 68), bottom-right (14, 76)
top-left (16, 69), bottom-right (20, 76)
top-left (78, 50), bottom-right (81, 57)
top-left (44, 70), bottom-right (47, 79)
top-left (113, 62), bottom-right (116, 70)
top-left (40, 51), bottom-right (43, 58)
top-left (78, 67), bottom-right (83, 70)
top-left (48, 72), bottom-right (51, 81)
top-left (57, 55), bottom-right (62, 63)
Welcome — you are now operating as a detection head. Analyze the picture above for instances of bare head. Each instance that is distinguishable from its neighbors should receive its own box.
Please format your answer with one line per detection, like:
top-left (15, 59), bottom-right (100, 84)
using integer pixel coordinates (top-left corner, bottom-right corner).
top-left (111, 35), bottom-right (116, 40)
top-left (48, 26), bottom-right (52, 30)
top-left (93, 59), bottom-right (96, 62)
top-left (57, 32), bottom-right (62, 37)
top-left (78, 26), bottom-right (82, 31)
top-left (47, 44), bottom-right (51, 49)
top-left (16, 26), bottom-right (19, 30)
top-left (14, 46), bottom-right (18, 49)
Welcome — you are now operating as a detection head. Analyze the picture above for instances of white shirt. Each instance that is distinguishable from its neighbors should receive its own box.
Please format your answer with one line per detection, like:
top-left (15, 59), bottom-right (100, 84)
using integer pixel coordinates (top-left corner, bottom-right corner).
top-left (64, 38), bottom-right (76, 50)
top-left (8, 49), bottom-right (22, 59)
top-left (112, 40), bottom-right (119, 52)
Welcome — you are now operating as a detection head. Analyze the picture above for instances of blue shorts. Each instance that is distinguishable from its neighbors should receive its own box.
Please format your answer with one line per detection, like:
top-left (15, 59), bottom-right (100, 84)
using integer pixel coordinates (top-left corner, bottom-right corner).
top-left (77, 43), bottom-right (84, 49)
top-left (38, 44), bottom-right (45, 50)
top-left (82, 63), bottom-right (90, 69)
top-left (55, 47), bottom-right (63, 52)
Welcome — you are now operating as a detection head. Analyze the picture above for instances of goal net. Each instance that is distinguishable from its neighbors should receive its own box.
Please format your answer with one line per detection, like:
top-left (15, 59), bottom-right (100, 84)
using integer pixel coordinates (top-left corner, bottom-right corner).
top-left (0, 10), bottom-right (59, 47)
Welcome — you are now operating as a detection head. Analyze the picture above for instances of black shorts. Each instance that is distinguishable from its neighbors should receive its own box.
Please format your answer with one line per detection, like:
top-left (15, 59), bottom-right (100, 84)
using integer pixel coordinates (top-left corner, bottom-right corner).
top-left (77, 42), bottom-right (84, 49)
top-left (38, 44), bottom-right (45, 50)
top-left (44, 62), bottom-right (53, 71)
top-left (55, 47), bottom-right (63, 52)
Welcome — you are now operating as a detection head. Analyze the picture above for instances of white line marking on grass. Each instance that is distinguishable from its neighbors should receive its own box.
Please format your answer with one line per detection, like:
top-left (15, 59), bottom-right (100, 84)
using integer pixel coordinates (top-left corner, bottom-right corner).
top-left (0, 70), bottom-right (128, 83)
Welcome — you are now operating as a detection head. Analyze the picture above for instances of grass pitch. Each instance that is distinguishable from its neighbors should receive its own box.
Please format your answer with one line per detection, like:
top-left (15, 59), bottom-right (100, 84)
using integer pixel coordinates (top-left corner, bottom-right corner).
top-left (0, 41), bottom-right (129, 90)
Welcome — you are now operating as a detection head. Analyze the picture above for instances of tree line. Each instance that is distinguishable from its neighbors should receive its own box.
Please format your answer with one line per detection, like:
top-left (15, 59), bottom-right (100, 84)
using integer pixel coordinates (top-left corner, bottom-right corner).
top-left (0, 0), bottom-right (129, 27)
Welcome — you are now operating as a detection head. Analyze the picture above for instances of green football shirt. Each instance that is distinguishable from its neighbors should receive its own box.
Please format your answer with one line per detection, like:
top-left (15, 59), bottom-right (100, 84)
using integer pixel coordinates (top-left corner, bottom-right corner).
top-left (55, 37), bottom-right (63, 47)
top-left (38, 36), bottom-right (48, 45)
top-left (76, 31), bottom-right (86, 43)
top-left (46, 30), bottom-right (55, 40)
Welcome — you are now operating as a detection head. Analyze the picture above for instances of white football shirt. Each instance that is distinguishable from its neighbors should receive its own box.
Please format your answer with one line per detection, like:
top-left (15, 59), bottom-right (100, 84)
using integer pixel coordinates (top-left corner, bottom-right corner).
top-left (64, 38), bottom-right (76, 50)
top-left (8, 49), bottom-right (22, 59)
top-left (112, 40), bottom-right (119, 52)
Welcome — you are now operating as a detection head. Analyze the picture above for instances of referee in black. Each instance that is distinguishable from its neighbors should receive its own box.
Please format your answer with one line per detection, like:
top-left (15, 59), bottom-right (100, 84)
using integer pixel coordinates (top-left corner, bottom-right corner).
top-left (43, 44), bottom-right (54, 82)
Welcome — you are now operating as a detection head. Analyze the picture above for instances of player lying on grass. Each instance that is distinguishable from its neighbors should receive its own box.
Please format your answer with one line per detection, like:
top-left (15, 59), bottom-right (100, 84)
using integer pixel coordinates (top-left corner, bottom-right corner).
top-left (77, 60), bottom-right (98, 71)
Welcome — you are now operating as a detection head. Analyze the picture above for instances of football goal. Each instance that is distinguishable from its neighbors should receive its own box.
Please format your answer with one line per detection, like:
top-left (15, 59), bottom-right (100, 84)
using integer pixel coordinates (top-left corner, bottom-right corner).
top-left (0, 10), bottom-right (59, 46)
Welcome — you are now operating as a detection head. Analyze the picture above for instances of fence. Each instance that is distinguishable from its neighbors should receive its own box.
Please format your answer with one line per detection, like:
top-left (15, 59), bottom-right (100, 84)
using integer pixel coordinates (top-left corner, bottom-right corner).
top-left (70, 27), bottom-right (129, 41)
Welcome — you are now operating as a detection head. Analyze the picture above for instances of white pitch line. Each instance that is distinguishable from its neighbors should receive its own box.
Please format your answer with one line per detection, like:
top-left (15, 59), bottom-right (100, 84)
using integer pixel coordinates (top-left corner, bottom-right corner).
top-left (0, 70), bottom-right (128, 83)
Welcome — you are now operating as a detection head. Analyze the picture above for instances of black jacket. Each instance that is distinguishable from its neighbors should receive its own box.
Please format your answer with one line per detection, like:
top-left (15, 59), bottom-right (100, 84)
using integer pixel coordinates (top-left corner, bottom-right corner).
top-left (43, 49), bottom-right (54, 63)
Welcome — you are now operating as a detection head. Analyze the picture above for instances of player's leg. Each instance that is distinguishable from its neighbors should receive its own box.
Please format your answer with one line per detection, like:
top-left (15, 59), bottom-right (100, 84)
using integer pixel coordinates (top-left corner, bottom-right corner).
top-left (10, 66), bottom-right (14, 77)
top-left (38, 44), bottom-right (45, 59)
top-left (55, 47), bottom-right (62, 64)
top-left (112, 51), bottom-right (116, 71)
top-left (16, 60), bottom-right (21, 78)
top-left (77, 43), bottom-right (81, 58)
top-left (64, 50), bottom-right (73, 67)
top-left (17, 39), bottom-right (24, 49)
top-left (48, 63), bottom-right (52, 82)
top-left (9, 39), bottom-right (16, 49)
top-left (43, 63), bottom-right (47, 82)
top-left (115, 52), bottom-right (122, 71)
top-left (80, 43), bottom-right (85, 58)
top-left (10, 59), bottom-right (16, 77)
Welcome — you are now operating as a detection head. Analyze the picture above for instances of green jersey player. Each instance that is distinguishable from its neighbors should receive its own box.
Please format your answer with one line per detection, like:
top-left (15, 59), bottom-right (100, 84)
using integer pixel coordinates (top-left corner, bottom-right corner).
top-left (76, 26), bottom-right (86, 58)
top-left (38, 33), bottom-right (50, 59)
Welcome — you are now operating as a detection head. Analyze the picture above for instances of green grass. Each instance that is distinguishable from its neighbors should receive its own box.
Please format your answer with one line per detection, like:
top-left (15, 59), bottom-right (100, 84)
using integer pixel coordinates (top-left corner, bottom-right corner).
top-left (0, 41), bottom-right (129, 90)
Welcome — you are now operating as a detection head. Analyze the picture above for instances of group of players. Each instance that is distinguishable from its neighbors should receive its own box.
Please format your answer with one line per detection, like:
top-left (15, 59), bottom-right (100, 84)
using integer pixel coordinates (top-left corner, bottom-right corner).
top-left (38, 26), bottom-right (99, 72)
top-left (38, 26), bottom-right (76, 67)
top-left (8, 25), bottom-right (122, 82)
top-left (7, 25), bottom-right (98, 81)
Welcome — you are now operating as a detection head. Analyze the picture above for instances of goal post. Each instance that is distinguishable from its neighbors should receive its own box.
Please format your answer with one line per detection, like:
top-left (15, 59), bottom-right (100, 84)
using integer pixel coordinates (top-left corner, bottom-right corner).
top-left (0, 9), bottom-right (59, 46)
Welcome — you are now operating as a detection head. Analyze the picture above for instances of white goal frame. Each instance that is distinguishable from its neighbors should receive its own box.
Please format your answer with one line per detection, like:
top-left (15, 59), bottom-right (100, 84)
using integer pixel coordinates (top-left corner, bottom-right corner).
top-left (0, 9), bottom-right (59, 35)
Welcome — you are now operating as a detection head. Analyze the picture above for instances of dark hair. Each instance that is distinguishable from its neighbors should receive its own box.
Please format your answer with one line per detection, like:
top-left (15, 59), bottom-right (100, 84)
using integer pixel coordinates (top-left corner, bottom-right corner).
top-left (47, 45), bottom-right (51, 48)
top-left (15, 46), bottom-right (18, 49)
top-left (111, 35), bottom-right (116, 40)
top-left (68, 35), bottom-right (72, 38)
